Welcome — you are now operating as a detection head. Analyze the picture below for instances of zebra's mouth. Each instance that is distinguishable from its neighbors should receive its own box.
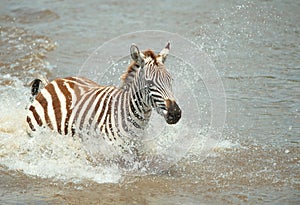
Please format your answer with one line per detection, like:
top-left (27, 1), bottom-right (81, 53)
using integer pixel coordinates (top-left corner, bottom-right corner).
top-left (164, 109), bottom-right (181, 124)
top-left (164, 100), bottom-right (181, 124)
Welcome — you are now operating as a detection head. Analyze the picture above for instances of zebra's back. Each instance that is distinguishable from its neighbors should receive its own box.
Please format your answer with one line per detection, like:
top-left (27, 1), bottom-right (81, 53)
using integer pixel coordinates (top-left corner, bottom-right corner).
top-left (26, 77), bottom-right (116, 137)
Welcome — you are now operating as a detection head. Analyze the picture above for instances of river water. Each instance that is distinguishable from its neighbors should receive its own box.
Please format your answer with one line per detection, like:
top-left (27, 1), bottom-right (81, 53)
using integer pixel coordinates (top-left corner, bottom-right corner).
top-left (0, 0), bottom-right (299, 204)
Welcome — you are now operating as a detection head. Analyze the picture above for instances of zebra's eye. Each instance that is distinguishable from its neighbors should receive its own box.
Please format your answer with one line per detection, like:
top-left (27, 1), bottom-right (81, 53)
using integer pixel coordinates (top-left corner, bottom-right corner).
top-left (146, 80), bottom-right (155, 88)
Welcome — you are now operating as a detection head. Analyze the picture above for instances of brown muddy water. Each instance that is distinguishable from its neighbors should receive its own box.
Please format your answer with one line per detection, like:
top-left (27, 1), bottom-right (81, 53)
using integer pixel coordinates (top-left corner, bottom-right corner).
top-left (0, 0), bottom-right (299, 204)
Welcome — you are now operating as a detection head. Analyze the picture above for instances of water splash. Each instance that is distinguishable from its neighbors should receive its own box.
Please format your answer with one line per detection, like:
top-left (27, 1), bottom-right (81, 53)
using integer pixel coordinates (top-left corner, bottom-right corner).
top-left (0, 79), bottom-right (224, 183)
top-left (0, 84), bottom-right (121, 183)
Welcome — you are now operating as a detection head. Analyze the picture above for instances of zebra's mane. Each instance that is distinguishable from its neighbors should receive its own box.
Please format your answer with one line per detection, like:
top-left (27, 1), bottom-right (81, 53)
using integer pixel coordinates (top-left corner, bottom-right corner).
top-left (120, 50), bottom-right (157, 89)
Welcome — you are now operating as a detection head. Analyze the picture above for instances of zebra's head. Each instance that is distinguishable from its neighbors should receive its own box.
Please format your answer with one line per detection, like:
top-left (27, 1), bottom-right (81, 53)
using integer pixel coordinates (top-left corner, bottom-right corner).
top-left (129, 42), bottom-right (181, 124)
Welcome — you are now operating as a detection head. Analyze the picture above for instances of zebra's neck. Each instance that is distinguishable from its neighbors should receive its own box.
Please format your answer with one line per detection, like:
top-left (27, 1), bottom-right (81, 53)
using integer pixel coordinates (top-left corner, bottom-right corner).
top-left (126, 88), bottom-right (151, 129)
top-left (121, 64), bottom-right (152, 129)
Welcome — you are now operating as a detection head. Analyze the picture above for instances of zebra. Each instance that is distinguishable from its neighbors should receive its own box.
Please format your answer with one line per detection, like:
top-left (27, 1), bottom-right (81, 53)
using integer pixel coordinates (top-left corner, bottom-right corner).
top-left (26, 42), bottom-right (181, 156)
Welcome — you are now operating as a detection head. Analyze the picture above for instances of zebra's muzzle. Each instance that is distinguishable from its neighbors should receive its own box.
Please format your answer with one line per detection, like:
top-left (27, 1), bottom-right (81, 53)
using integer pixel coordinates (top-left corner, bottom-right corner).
top-left (165, 99), bottom-right (181, 124)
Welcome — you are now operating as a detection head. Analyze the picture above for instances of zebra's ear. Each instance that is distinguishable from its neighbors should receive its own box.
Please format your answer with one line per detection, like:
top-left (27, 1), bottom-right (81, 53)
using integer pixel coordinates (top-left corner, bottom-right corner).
top-left (130, 44), bottom-right (144, 66)
top-left (158, 41), bottom-right (170, 63)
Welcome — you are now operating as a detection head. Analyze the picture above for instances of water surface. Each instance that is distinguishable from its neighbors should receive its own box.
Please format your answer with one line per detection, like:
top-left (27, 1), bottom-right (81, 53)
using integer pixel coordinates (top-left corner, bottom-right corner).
top-left (0, 0), bottom-right (299, 204)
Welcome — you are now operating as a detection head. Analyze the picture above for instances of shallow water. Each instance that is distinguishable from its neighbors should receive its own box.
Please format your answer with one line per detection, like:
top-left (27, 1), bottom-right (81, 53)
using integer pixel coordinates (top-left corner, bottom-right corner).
top-left (0, 0), bottom-right (299, 204)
